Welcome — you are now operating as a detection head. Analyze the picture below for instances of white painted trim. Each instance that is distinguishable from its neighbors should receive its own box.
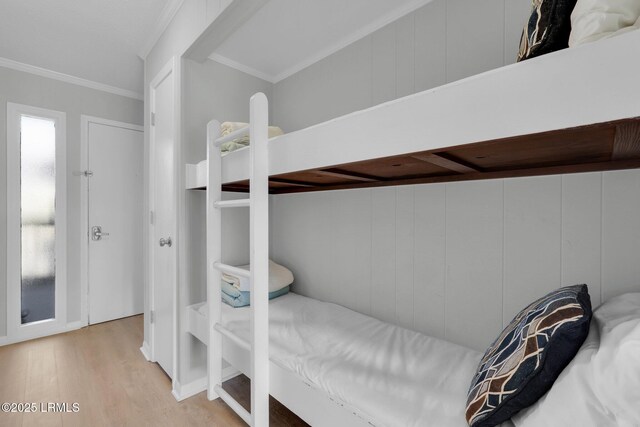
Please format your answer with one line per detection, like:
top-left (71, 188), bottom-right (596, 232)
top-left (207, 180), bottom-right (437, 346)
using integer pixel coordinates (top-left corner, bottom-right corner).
top-left (0, 56), bottom-right (143, 100)
top-left (274, 0), bottom-right (432, 82)
top-left (80, 116), bottom-right (145, 327)
top-left (6, 103), bottom-right (68, 343)
top-left (206, 0), bottom-right (432, 84)
top-left (222, 366), bottom-right (242, 382)
top-left (208, 53), bottom-right (276, 83)
top-left (173, 57), bottom-right (183, 392)
top-left (138, 0), bottom-right (186, 60)
top-left (0, 321), bottom-right (83, 347)
top-left (140, 341), bottom-right (153, 361)
top-left (170, 366), bottom-right (240, 402)
top-left (172, 376), bottom-right (207, 401)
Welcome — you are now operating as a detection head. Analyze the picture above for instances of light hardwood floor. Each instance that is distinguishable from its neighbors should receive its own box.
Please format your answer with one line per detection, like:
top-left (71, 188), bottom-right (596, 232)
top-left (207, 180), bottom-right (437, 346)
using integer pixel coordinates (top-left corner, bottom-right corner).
top-left (0, 315), bottom-right (307, 427)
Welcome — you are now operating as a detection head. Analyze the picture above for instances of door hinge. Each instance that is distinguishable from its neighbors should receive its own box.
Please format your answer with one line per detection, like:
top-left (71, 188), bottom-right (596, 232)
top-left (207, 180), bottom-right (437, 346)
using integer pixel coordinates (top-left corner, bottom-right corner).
top-left (149, 210), bottom-right (154, 225)
top-left (73, 170), bottom-right (93, 177)
top-left (151, 112), bottom-right (156, 126)
top-left (150, 310), bottom-right (155, 324)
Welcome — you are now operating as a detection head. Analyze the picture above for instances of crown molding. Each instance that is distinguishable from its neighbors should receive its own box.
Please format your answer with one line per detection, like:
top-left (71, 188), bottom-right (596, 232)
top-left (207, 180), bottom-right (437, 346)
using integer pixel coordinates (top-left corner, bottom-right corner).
top-left (138, 0), bottom-right (186, 60)
top-left (206, 0), bottom-right (432, 85)
top-left (0, 56), bottom-right (143, 100)
top-left (271, 0), bottom-right (432, 83)
top-left (208, 53), bottom-right (276, 83)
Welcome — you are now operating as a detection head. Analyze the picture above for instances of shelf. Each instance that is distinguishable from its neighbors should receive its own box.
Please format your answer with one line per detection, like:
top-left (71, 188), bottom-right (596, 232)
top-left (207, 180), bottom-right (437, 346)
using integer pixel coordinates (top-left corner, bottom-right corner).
top-left (186, 160), bottom-right (207, 190)
top-left (187, 302), bottom-right (208, 345)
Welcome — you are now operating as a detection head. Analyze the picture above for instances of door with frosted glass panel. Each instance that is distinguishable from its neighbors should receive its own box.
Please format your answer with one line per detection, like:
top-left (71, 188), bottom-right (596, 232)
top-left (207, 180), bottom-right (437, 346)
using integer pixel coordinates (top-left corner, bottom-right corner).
top-left (20, 116), bottom-right (57, 324)
top-left (6, 103), bottom-right (67, 341)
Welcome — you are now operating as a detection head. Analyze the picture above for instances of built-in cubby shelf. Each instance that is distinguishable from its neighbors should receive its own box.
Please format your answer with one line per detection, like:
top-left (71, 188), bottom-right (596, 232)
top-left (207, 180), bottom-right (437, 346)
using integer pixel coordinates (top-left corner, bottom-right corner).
top-left (185, 160), bottom-right (207, 190)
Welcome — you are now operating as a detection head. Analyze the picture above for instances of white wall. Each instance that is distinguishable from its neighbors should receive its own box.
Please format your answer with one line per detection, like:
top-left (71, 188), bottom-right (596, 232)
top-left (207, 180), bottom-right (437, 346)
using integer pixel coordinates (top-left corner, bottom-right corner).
top-left (181, 58), bottom-right (272, 383)
top-left (272, 0), bottom-right (531, 132)
top-left (272, 171), bottom-right (640, 351)
top-left (0, 65), bottom-right (143, 338)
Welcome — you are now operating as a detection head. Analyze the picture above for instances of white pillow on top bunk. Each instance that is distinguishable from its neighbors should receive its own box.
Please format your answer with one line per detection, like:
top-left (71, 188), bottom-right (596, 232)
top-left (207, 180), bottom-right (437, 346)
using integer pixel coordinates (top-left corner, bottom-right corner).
top-left (569, 0), bottom-right (640, 46)
top-left (512, 293), bottom-right (640, 426)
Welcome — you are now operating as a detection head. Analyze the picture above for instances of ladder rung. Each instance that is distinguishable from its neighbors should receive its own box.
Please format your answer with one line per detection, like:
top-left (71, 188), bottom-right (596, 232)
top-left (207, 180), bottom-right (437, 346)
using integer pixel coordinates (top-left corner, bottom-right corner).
top-left (214, 323), bottom-right (251, 352)
top-left (214, 199), bottom-right (250, 209)
top-left (213, 262), bottom-right (250, 279)
top-left (214, 126), bottom-right (250, 147)
top-left (214, 384), bottom-right (252, 425)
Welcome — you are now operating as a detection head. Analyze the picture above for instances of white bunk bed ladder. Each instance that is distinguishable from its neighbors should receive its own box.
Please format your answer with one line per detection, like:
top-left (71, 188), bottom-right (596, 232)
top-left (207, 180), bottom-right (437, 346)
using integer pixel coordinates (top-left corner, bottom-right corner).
top-left (206, 92), bottom-right (270, 427)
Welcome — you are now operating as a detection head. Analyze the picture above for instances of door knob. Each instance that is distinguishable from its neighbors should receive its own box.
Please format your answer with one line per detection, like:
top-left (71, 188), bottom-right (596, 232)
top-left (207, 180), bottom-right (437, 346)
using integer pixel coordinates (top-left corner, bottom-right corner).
top-left (159, 237), bottom-right (172, 247)
top-left (92, 226), bottom-right (109, 241)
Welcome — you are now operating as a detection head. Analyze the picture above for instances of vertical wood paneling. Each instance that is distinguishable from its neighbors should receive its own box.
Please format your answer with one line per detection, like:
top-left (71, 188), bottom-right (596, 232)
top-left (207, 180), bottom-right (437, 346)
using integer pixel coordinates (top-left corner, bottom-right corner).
top-left (602, 170), bottom-right (640, 302)
top-left (327, 37), bottom-right (373, 119)
top-left (371, 187), bottom-right (397, 324)
top-left (503, 0), bottom-right (532, 64)
top-left (413, 184), bottom-right (446, 338)
top-left (274, 0), bottom-right (519, 133)
top-left (445, 180), bottom-right (504, 350)
top-left (271, 171), bottom-right (640, 352)
top-left (395, 14), bottom-right (415, 98)
top-left (395, 186), bottom-right (415, 329)
top-left (271, 192), bottom-right (332, 303)
top-left (371, 25), bottom-right (396, 106)
top-left (446, 0), bottom-right (505, 83)
top-left (561, 173), bottom-right (602, 307)
top-left (324, 189), bottom-right (373, 315)
top-left (504, 176), bottom-right (562, 324)
top-left (414, 0), bottom-right (447, 92)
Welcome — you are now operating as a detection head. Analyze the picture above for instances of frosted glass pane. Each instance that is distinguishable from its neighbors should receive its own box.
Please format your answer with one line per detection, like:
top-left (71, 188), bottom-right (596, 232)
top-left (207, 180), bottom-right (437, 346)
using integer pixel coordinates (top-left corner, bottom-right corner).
top-left (21, 116), bottom-right (56, 324)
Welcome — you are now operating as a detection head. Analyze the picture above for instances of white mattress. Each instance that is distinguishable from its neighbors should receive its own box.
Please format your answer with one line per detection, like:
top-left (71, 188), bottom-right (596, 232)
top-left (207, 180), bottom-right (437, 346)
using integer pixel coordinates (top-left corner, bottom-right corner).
top-left (216, 293), bottom-right (482, 427)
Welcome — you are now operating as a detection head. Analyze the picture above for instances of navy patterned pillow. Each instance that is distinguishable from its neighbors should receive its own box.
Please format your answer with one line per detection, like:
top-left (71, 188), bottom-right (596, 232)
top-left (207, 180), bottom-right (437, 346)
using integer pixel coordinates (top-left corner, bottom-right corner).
top-left (517, 0), bottom-right (578, 61)
top-left (465, 285), bottom-right (592, 427)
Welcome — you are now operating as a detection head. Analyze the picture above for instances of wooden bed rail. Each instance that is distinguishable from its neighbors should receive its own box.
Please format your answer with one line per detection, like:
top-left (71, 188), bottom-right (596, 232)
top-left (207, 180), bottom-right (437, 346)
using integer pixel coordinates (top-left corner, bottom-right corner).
top-left (218, 117), bottom-right (640, 194)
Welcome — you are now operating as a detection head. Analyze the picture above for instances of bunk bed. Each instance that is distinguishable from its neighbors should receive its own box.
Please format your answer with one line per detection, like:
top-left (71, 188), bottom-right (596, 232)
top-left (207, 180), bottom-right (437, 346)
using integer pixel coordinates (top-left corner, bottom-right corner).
top-left (186, 30), bottom-right (640, 194)
top-left (184, 31), bottom-right (640, 427)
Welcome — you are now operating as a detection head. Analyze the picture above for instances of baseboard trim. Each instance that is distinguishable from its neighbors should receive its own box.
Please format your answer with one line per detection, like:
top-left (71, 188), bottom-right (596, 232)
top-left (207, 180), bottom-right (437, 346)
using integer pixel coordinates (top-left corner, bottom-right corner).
top-left (222, 366), bottom-right (242, 382)
top-left (172, 376), bottom-right (208, 402)
top-left (171, 367), bottom-right (241, 402)
top-left (140, 341), bottom-right (152, 361)
top-left (0, 321), bottom-right (84, 347)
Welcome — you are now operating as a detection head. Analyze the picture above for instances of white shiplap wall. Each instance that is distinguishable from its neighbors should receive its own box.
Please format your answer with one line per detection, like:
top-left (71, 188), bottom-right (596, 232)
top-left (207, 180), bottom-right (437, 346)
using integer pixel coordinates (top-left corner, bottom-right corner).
top-left (271, 170), bottom-right (640, 351)
top-left (273, 0), bottom-right (532, 133)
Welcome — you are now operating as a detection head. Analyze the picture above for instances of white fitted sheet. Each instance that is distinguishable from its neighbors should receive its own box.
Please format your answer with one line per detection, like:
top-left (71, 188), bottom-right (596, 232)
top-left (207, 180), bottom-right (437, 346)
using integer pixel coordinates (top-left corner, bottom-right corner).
top-left (219, 293), bottom-right (482, 427)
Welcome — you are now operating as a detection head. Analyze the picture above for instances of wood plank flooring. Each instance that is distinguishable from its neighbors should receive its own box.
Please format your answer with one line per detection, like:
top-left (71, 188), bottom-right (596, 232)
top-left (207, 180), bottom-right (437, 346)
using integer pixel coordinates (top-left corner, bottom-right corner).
top-left (0, 315), bottom-right (308, 427)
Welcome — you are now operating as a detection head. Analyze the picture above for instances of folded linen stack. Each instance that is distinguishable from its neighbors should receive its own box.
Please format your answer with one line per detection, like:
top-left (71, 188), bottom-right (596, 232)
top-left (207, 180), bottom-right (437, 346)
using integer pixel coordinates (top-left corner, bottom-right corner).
top-left (219, 121), bottom-right (284, 154)
top-left (221, 259), bottom-right (294, 307)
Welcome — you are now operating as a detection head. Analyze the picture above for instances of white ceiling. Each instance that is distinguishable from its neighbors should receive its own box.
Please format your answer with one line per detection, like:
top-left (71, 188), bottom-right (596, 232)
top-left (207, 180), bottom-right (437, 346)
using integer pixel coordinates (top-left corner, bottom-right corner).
top-left (212, 0), bottom-right (431, 83)
top-left (0, 0), bottom-right (173, 96)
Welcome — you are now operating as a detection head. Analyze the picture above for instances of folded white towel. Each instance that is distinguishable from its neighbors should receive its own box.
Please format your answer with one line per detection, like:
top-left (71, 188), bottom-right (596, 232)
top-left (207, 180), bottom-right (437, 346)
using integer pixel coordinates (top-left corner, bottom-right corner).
top-left (220, 121), bottom-right (284, 138)
top-left (219, 122), bottom-right (284, 153)
top-left (222, 260), bottom-right (293, 293)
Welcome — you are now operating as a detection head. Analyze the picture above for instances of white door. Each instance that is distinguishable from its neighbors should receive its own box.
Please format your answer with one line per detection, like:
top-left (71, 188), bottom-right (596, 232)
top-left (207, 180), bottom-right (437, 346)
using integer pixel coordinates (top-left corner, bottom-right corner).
top-left (150, 62), bottom-right (176, 377)
top-left (88, 121), bottom-right (144, 324)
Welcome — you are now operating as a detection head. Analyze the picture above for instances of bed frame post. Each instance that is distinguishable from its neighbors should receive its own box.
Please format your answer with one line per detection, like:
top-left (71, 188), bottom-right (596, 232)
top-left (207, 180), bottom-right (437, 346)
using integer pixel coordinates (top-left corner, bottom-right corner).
top-left (206, 119), bottom-right (223, 401)
top-left (249, 92), bottom-right (269, 427)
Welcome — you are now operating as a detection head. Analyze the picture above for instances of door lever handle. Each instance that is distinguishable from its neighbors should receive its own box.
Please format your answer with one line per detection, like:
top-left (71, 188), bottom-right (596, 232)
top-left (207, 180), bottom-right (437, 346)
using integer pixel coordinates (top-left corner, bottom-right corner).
top-left (159, 237), bottom-right (172, 247)
top-left (91, 226), bottom-right (109, 241)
